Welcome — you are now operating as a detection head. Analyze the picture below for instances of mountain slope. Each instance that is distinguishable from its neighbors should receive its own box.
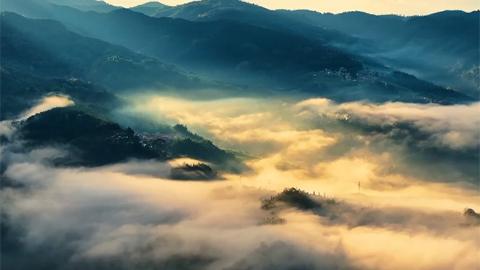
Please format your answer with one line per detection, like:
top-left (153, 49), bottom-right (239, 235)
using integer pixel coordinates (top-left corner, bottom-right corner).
top-left (280, 10), bottom-right (478, 52)
top-left (1, 0), bottom-right (118, 15)
top-left (138, 1), bottom-right (479, 97)
top-left (0, 12), bottom-right (206, 91)
top-left (18, 107), bottom-right (158, 166)
top-left (279, 10), bottom-right (480, 96)
top-left (131, 1), bottom-right (170, 16)
top-left (12, 5), bottom-right (368, 94)
top-left (15, 107), bottom-right (243, 170)
top-left (0, 67), bottom-right (118, 120)
top-left (131, 0), bottom-right (357, 46)
top-left (48, 0), bottom-right (118, 12)
top-left (1, 3), bottom-right (474, 103)
top-left (58, 7), bottom-right (363, 74)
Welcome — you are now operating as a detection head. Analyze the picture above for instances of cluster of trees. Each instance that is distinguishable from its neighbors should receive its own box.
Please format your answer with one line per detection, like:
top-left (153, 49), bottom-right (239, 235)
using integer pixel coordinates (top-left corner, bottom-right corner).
top-left (261, 188), bottom-right (322, 211)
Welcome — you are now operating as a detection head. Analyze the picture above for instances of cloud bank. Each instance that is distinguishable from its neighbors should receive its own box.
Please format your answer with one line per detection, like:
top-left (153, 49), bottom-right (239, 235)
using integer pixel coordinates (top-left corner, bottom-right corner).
top-left (2, 95), bottom-right (479, 270)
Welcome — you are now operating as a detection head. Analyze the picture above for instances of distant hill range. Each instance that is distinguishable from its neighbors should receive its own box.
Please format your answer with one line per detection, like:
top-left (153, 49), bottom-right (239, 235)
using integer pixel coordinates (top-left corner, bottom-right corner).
top-left (1, 0), bottom-right (476, 104)
top-left (130, 0), bottom-right (479, 97)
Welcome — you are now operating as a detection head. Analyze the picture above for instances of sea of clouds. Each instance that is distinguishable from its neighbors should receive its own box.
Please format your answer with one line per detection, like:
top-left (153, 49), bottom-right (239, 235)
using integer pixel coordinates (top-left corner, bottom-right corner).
top-left (1, 95), bottom-right (479, 270)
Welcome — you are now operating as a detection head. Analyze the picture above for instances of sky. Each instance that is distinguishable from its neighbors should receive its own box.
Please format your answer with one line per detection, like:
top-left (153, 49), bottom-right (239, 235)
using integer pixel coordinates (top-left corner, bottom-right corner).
top-left (103, 0), bottom-right (479, 15)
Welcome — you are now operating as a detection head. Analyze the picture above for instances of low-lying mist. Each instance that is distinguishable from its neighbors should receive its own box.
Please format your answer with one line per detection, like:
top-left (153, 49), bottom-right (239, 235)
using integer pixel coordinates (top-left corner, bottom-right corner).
top-left (2, 93), bottom-right (479, 270)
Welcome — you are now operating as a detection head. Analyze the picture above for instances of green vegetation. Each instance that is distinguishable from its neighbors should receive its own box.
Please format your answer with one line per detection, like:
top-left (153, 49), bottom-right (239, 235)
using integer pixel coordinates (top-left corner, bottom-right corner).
top-left (261, 188), bottom-right (321, 211)
top-left (170, 163), bottom-right (217, 180)
top-left (18, 107), bottom-right (159, 166)
top-left (0, 68), bottom-right (118, 120)
top-left (15, 107), bottom-right (243, 174)
top-left (0, 12), bottom-right (207, 92)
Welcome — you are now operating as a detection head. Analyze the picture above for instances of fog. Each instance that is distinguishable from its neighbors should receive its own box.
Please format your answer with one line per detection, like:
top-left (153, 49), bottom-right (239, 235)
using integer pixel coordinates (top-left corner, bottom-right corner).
top-left (1, 94), bottom-right (479, 270)
top-left (20, 95), bottom-right (74, 120)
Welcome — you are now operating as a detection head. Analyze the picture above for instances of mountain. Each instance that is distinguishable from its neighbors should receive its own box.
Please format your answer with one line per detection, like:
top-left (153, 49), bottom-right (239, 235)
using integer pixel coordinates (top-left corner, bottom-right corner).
top-left (132, 0), bottom-right (254, 18)
top-left (0, 12), bottom-right (207, 91)
top-left (131, 1), bottom-right (170, 16)
top-left (279, 10), bottom-right (480, 97)
top-left (48, 0), bottom-right (118, 12)
top-left (134, 1), bottom-right (477, 69)
top-left (129, 0), bottom-right (478, 98)
top-left (14, 107), bottom-right (242, 170)
top-left (280, 10), bottom-right (478, 51)
top-left (0, 67), bottom-right (118, 120)
top-left (1, 0), bottom-right (118, 15)
top-left (3, 5), bottom-right (365, 92)
top-left (17, 107), bottom-right (158, 166)
top-left (131, 0), bottom-right (357, 46)
top-left (135, 1), bottom-right (479, 97)
top-left (1, 3), bottom-right (474, 103)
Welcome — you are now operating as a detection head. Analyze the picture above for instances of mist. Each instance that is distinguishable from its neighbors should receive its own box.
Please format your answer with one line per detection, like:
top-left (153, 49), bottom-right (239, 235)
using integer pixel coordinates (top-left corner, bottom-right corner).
top-left (2, 2), bottom-right (478, 269)
top-left (3, 94), bottom-right (478, 269)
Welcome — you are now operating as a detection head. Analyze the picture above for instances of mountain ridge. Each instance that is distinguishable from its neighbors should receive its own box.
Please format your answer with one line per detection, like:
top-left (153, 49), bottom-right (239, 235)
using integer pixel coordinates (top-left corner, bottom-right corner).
top-left (127, 0), bottom-right (478, 97)
top-left (1, 12), bottom-right (212, 91)
top-left (1, 2), bottom-right (475, 103)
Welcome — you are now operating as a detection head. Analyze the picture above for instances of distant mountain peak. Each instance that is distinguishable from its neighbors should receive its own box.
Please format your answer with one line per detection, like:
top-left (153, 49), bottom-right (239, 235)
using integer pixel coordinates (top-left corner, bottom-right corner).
top-left (135, 1), bottom-right (170, 8)
top-left (200, 0), bottom-right (244, 4)
top-left (131, 1), bottom-right (171, 16)
top-left (183, 0), bottom-right (253, 9)
top-left (205, 0), bottom-right (244, 4)
top-left (48, 0), bottom-right (118, 12)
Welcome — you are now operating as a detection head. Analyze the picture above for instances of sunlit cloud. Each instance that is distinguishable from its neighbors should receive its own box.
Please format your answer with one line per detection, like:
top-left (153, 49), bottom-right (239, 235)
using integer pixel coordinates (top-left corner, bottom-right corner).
top-left (3, 95), bottom-right (479, 270)
top-left (2, 155), bottom-right (479, 270)
top-left (296, 99), bottom-right (480, 150)
top-left (20, 95), bottom-right (74, 119)
top-left (121, 94), bottom-right (479, 205)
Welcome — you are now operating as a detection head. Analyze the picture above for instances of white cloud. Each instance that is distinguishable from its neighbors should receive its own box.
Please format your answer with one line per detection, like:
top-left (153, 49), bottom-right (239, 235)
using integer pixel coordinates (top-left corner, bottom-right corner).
top-left (3, 95), bottom-right (479, 270)
top-left (296, 99), bottom-right (480, 150)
